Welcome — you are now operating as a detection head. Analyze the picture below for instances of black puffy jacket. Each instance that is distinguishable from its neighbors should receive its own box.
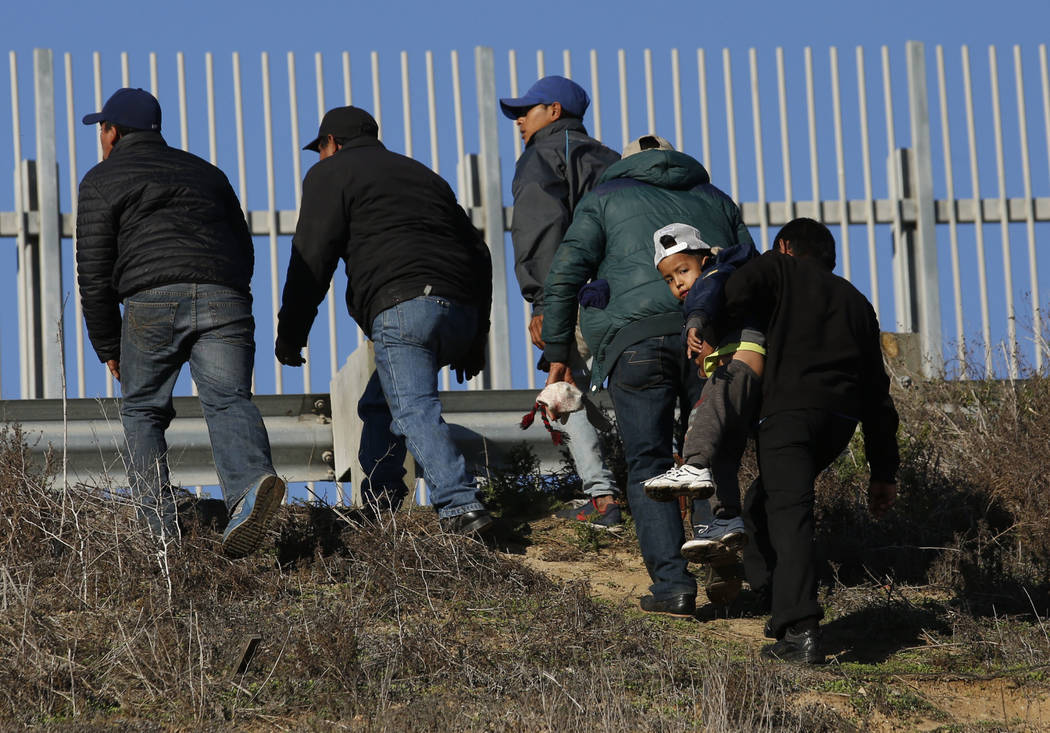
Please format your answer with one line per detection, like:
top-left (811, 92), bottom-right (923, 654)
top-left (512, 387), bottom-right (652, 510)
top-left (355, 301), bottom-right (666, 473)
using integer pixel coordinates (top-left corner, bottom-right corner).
top-left (75, 131), bottom-right (253, 362)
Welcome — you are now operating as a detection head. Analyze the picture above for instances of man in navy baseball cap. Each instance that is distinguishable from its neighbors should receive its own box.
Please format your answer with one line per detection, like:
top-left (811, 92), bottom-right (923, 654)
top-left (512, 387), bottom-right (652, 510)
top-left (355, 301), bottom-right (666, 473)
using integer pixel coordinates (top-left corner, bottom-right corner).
top-left (82, 87), bottom-right (161, 131)
top-left (499, 75), bottom-right (590, 121)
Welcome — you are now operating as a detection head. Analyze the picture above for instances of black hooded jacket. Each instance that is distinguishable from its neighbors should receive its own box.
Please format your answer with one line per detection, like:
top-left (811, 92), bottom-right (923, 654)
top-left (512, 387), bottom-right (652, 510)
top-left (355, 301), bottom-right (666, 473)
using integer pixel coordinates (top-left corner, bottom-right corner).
top-left (75, 131), bottom-right (254, 363)
top-left (277, 136), bottom-right (492, 345)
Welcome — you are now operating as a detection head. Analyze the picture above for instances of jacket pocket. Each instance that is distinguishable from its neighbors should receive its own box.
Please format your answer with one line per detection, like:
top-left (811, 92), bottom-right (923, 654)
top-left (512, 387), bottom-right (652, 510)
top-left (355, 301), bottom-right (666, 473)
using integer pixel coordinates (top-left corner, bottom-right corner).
top-left (126, 301), bottom-right (177, 353)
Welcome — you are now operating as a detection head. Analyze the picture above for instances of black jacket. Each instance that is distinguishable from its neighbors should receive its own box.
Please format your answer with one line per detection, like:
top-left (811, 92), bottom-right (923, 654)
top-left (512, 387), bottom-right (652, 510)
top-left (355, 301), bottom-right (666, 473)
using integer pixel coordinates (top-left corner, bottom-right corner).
top-left (277, 136), bottom-right (491, 345)
top-left (75, 131), bottom-right (254, 363)
top-left (510, 118), bottom-right (619, 314)
top-left (724, 251), bottom-right (900, 481)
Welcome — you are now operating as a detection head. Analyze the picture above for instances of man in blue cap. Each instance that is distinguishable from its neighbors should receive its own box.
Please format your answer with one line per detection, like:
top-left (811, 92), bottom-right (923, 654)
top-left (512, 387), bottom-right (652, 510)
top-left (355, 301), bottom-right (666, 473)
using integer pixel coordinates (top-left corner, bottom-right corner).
top-left (499, 76), bottom-right (623, 528)
top-left (76, 88), bottom-right (285, 557)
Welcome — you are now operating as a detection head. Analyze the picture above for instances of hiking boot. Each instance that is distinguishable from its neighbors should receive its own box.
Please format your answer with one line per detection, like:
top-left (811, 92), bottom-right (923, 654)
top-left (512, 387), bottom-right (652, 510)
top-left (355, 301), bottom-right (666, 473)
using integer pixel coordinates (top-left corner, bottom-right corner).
top-left (640, 593), bottom-right (696, 618)
top-left (642, 464), bottom-right (715, 501)
top-left (680, 516), bottom-right (749, 563)
top-left (439, 509), bottom-right (495, 537)
top-left (555, 497), bottom-right (622, 531)
top-left (700, 554), bottom-right (745, 606)
top-left (222, 475), bottom-right (287, 559)
top-left (761, 627), bottom-right (825, 665)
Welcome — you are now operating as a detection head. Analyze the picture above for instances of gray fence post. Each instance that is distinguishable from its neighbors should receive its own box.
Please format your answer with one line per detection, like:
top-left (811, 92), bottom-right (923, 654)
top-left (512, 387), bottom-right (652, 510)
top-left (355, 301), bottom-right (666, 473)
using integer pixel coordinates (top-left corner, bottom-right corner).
top-left (474, 46), bottom-right (511, 390)
top-left (904, 41), bottom-right (942, 377)
top-left (32, 48), bottom-right (64, 397)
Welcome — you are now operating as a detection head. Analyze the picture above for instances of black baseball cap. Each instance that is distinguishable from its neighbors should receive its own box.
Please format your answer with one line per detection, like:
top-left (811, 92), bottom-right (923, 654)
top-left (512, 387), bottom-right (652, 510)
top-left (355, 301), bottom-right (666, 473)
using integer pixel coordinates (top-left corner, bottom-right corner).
top-left (82, 88), bottom-right (161, 131)
top-left (303, 106), bottom-right (379, 151)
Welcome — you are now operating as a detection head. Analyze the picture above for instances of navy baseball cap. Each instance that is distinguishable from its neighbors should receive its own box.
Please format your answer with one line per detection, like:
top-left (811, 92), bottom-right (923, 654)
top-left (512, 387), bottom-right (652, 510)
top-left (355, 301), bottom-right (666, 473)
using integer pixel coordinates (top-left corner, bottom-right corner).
top-left (82, 88), bottom-right (161, 131)
top-left (303, 106), bottom-right (379, 151)
top-left (499, 76), bottom-right (590, 120)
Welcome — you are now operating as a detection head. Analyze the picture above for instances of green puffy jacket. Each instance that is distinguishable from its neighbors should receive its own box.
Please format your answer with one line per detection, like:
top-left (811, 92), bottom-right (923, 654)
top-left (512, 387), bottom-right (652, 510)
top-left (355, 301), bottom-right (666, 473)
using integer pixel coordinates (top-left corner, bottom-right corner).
top-left (541, 149), bottom-right (752, 390)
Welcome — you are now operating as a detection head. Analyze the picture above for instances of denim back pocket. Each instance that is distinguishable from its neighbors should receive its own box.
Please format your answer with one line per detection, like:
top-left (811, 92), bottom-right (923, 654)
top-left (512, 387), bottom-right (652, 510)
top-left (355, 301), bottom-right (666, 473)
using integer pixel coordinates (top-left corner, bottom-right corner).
top-left (126, 301), bottom-right (177, 353)
top-left (207, 299), bottom-right (255, 346)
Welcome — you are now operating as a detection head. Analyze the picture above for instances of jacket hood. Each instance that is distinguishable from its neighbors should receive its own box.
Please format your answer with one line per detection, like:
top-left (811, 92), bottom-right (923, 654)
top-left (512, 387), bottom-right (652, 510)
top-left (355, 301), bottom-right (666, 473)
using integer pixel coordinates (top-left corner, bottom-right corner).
top-left (599, 149), bottom-right (710, 189)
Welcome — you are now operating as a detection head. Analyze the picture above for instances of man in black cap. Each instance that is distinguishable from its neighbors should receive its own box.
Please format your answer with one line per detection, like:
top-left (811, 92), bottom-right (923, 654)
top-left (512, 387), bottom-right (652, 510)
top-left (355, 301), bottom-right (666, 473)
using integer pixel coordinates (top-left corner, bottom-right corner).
top-left (276, 106), bottom-right (495, 535)
top-left (76, 88), bottom-right (285, 557)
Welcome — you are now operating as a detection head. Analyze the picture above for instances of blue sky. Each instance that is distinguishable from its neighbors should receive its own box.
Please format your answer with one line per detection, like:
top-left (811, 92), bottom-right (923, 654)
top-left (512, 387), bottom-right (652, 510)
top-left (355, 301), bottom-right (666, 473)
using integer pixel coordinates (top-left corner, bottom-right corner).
top-left (3, 0), bottom-right (1050, 402)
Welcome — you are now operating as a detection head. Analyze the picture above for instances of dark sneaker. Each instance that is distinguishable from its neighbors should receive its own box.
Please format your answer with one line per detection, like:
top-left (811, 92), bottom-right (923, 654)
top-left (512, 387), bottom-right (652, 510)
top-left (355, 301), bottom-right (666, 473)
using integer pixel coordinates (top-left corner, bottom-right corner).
top-left (439, 509), bottom-right (495, 537)
top-left (555, 498), bottom-right (622, 531)
top-left (761, 628), bottom-right (825, 664)
top-left (701, 554), bottom-right (745, 606)
top-left (222, 475), bottom-right (286, 558)
top-left (680, 516), bottom-right (749, 563)
top-left (642, 465), bottom-right (715, 501)
top-left (640, 593), bottom-right (696, 618)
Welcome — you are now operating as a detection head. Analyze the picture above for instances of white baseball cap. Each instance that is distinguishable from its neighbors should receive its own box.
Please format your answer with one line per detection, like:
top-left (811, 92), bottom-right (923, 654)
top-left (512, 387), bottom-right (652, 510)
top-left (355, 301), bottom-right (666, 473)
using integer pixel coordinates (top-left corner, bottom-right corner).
top-left (653, 222), bottom-right (714, 267)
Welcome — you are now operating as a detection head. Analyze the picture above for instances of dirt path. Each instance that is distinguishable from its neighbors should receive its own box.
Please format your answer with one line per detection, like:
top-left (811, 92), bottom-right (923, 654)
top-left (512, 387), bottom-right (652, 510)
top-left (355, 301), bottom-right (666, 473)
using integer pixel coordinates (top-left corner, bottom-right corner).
top-left (512, 517), bottom-right (1050, 731)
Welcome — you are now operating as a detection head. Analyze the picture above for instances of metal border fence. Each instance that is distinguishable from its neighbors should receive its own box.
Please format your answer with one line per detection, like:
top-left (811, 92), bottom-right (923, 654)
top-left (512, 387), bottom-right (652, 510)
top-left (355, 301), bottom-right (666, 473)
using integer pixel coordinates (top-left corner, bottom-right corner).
top-left (3, 41), bottom-right (1050, 403)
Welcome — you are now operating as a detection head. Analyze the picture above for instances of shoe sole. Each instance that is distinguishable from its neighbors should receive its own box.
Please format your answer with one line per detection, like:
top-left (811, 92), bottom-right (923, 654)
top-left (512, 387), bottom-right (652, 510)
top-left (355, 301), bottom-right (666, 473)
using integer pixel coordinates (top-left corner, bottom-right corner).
top-left (643, 482), bottom-right (715, 502)
top-left (702, 559), bottom-right (745, 606)
top-left (760, 647), bottom-right (825, 665)
top-left (640, 605), bottom-right (696, 618)
top-left (222, 476), bottom-right (286, 558)
top-left (456, 513), bottom-right (495, 536)
top-left (681, 531), bottom-right (749, 563)
top-left (580, 520), bottom-right (624, 533)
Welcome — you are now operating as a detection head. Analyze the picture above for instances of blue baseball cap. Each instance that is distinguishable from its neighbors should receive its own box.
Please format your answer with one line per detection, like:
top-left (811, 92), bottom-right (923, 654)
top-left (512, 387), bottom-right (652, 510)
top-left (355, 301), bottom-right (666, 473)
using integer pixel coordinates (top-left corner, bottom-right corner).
top-left (499, 76), bottom-right (590, 120)
top-left (82, 88), bottom-right (162, 131)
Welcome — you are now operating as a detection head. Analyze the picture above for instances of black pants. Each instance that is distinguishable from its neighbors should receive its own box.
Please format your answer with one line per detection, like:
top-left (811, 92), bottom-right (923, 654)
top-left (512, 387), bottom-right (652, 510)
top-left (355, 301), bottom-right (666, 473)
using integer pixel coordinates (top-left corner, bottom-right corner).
top-left (741, 409), bottom-right (857, 639)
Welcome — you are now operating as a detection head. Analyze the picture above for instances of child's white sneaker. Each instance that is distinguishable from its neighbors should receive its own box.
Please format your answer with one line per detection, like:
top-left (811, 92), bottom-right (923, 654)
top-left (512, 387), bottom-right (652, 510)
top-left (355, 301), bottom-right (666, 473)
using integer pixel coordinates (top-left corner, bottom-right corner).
top-left (642, 464), bottom-right (715, 501)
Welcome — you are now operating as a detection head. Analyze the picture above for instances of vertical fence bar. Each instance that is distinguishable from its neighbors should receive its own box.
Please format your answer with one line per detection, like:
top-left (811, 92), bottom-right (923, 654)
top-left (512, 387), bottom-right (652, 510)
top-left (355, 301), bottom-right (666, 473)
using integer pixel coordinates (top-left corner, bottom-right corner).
top-left (936, 45), bottom-right (965, 369)
top-left (829, 47), bottom-right (851, 279)
top-left (339, 52), bottom-right (359, 352)
top-left (776, 48), bottom-right (794, 228)
top-left (643, 48), bottom-right (655, 134)
top-left (905, 41), bottom-right (943, 376)
top-left (93, 53), bottom-right (112, 397)
top-left (749, 49), bottom-right (769, 249)
top-left (506, 50), bottom-right (534, 390)
top-left (857, 46), bottom-right (880, 316)
top-left (425, 50), bottom-right (452, 392)
top-left (961, 46), bottom-right (993, 375)
top-left (176, 52), bottom-right (188, 152)
top-left (805, 48), bottom-right (821, 218)
top-left (370, 51), bottom-right (382, 141)
top-left (671, 49), bottom-right (683, 151)
top-left (10, 52), bottom-right (26, 399)
top-left (451, 50), bottom-right (466, 199)
top-left (590, 49), bottom-right (603, 144)
top-left (723, 49), bottom-right (739, 203)
top-left (342, 51), bottom-right (352, 105)
top-left (120, 52), bottom-right (128, 87)
top-left (698, 49), bottom-right (711, 171)
top-left (64, 53), bottom-right (85, 398)
top-left (475, 47), bottom-right (511, 389)
top-left (400, 51), bottom-right (413, 158)
top-left (1014, 45), bottom-right (1041, 370)
top-left (205, 53), bottom-right (217, 164)
top-left (885, 47), bottom-right (913, 335)
top-left (261, 52), bottom-right (283, 393)
top-left (562, 49), bottom-right (571, 78)
top-left (618, 49), bottom-right (629, 149)
top-left (989, 45), bottom-right (1018, 377)
top-left (536, 50), bottom-right (545, 79)
top-left (288, 52), bottom-right (312, 394)
top-left (34, 49), bottom-right (64, 398)
top-left (149, 53), bottom-right (158, 97)
top-left (508, 50), bottom-right (522, 159)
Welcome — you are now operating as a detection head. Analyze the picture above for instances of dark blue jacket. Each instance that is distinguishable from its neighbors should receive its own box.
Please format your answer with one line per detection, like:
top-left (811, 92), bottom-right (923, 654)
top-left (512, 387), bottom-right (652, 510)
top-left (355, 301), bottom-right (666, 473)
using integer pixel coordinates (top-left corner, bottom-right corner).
top-left (682, 239), bottom-right (759, 341)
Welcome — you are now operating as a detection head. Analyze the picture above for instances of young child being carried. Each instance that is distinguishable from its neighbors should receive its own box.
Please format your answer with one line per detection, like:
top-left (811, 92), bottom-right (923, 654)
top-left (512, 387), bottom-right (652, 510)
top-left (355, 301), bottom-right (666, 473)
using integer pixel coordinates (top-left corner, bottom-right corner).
top-left (642, 222), bottom-right (764, 563)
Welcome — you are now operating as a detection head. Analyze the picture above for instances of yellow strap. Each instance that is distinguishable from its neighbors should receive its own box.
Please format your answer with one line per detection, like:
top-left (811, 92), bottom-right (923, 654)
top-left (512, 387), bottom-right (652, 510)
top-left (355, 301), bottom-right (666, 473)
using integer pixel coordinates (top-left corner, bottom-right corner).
top-left (703, 340), bottom-right (766, 377)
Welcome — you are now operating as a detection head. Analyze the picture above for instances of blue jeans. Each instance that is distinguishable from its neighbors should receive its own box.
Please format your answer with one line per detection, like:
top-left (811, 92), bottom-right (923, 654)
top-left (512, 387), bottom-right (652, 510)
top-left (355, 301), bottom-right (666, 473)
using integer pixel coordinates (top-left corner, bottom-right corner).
top-left (607, 335), bottom-right (704, 599)
top-left (120, 284), bottom-right (276, 538)
top-left (368, 296), bottom-right (485, 519)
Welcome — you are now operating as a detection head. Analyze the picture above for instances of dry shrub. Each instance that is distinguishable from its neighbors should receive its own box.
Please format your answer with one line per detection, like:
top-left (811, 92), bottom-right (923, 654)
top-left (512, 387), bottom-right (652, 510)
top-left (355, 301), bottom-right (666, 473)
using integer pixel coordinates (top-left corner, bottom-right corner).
top-left (813, 367), bottom-right (1050, 615)
top-left (0, 429), bottom-right (834, 731)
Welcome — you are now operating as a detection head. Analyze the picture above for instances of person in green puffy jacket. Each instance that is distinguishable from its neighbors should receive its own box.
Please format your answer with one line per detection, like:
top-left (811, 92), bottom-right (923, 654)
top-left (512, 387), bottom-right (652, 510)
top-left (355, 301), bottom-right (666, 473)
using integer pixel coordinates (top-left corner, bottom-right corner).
top-left (542, 135), bottom-right (754, 616)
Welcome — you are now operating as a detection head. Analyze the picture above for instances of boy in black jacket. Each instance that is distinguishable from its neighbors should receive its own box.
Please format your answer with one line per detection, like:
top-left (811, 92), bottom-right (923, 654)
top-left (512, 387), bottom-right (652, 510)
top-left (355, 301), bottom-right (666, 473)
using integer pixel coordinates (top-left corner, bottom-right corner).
top-left (724, 218), bottom-right (899, 664)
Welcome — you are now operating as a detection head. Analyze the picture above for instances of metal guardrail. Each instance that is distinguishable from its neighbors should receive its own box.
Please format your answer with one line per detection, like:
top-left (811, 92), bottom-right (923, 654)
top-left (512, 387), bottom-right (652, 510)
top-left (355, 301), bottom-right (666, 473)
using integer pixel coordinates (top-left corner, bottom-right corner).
top-left (5, 387), bottom-right (602, 500)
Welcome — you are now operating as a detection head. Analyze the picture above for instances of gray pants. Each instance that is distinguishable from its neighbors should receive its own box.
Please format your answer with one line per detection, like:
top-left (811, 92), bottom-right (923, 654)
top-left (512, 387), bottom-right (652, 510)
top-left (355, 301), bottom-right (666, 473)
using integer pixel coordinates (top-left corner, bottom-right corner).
top-left (564, 343), bottom-right (619, 498)
top-left (681, 358), bottom-right (762, 517)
